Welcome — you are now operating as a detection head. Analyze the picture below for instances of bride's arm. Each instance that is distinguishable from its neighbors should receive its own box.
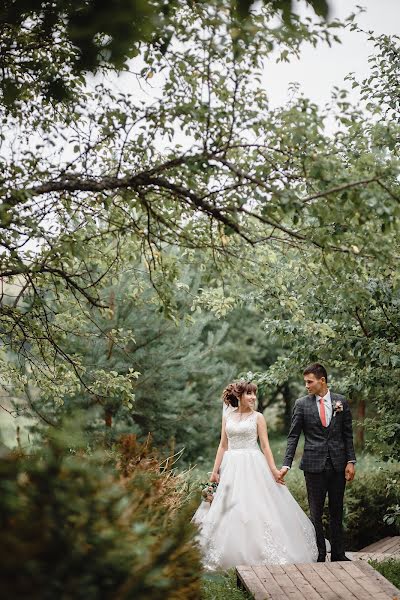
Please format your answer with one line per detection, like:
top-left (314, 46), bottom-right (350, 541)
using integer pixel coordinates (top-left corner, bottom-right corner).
top-left (210, 417), bottom-right (228, 483)
top-left (257, 414), bottom-right (284, 485)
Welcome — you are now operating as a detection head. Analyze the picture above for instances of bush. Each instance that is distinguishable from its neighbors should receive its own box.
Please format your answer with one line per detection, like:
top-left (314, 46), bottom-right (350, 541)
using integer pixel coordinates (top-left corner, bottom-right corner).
top-left (343, 467), bottom-right (399, 550)
top-left (0, 428), bottom-right (201, 600)
top-left (369, 559), bottom-right (400, 589)
top-left (201, 570), bottom-right (251, 600)
top-left (286, 465), bottom-right (399, 551)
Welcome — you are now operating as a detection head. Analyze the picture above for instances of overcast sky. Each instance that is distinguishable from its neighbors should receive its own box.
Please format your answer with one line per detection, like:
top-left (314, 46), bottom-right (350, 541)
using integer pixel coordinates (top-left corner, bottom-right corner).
top-left (112, 0), bottom-right (400, 123)
top-left (264, 0), bottom-right (400, 108)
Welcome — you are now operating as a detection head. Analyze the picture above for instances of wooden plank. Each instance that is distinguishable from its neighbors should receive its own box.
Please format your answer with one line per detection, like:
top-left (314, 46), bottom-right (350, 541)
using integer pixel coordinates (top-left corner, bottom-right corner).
top-left (326, 579), bottom-right (358, 600)
top-left (357, 576), bottom-right (385, 596)
top-left (320, 563), bottom-right (377, 600)
top-left (284, 566), bottom-right (324, 600)
top-left (237, 555), bottom-right (400, 600)
top-left (267, 565), bottom-right (286, 574)
top-left (283, 564), bottom-right (301, 574)
top-left (252, 566), bottom-right (287, 598)
top-left (356, 560), bottom-right (400, 598)
top-left (236, 567), bottom-right (271, 600)
top-left (359, 537), bottom-right (392, 552)
top-left (383, 537), bottom-right (400, 551)
top-left (274, 573), bottom-right (298, 590)
top-left (334, 576), bottom-right (371, 600)
top-left (310, 563), bottom-right (351, 599)
top-left (338, 561), bottom-right (367, 579)
top-left (375, 536), bottom-right (400, 554)
top-left (273, 573), bottom-right (304, 600)
top-left (351, 552), bottom-right (395, 563)
top-left (237, 565), bottom-right (254, 573)
top-left (295, 564), bottom-right (337, 600)
top-left (312, 564), bottom-right (338, 584)
top-left (360, 536), bottom-right (400, 554)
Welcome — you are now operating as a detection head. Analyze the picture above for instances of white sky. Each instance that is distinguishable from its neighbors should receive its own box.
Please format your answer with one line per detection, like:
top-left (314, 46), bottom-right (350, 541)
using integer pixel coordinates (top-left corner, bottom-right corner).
top-left (108, 0), bottom-right (400, 138)
top-left (264, 0), bottom-right (400, 108)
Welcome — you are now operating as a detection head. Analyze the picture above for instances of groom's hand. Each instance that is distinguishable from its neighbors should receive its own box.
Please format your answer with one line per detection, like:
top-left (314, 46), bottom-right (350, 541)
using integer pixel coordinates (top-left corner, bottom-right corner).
top-left (345, 462), bottom-right (355, 482)
top-left (279, 467), bottom-right (289, 481)
top-left (273, 469), bottom-right (286, 485)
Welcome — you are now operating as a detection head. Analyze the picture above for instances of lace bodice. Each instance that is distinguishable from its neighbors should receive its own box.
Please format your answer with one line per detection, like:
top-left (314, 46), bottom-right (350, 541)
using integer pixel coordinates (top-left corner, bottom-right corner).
top-left (225, 410), bottom-right (259, 450)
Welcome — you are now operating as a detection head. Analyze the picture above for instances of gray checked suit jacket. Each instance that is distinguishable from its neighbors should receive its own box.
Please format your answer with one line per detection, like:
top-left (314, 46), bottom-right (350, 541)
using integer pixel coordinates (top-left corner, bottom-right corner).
top-left (283, 393), bottom-right (356, 473)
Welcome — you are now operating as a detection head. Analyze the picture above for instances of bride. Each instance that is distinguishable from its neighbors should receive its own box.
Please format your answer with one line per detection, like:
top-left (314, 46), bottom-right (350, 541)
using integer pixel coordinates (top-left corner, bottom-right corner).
top-left (193, 380), bottom-right (318, 570)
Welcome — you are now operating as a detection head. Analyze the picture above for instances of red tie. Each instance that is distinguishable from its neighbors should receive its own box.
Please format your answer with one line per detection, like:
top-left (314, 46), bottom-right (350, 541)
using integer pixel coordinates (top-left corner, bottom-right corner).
top-left (319, 397), bottom-right (327, 427)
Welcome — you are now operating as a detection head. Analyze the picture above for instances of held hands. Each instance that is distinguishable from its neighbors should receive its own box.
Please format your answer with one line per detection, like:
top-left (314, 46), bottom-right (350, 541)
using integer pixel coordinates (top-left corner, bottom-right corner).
top-left (345, 462), bottom-right (355, 482)
top-left (274, 467), bottom-right (289, 485)
top-left (273, 468), bottom-right (287, 485)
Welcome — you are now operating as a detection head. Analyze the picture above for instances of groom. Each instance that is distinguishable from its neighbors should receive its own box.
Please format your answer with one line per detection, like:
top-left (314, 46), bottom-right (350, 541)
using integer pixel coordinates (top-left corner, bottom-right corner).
top-left (279, 363), bottom-right (356, 562)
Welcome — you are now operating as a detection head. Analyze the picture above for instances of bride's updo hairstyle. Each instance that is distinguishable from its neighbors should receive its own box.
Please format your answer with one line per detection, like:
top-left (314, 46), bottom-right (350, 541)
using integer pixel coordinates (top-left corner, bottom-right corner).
top-left (222, 380), bottom-right (257, 408)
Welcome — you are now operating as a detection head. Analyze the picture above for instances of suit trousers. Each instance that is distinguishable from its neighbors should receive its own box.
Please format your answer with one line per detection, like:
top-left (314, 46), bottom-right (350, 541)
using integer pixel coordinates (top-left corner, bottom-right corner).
top-left (304, 459), bottom-right (346, 559)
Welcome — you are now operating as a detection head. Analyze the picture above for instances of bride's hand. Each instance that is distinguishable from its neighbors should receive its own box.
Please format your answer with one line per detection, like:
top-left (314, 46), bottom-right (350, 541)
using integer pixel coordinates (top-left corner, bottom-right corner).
top-left (273, 469), bottom-right (286, 485)
top-left (210, 471), bottom-right (220, 483)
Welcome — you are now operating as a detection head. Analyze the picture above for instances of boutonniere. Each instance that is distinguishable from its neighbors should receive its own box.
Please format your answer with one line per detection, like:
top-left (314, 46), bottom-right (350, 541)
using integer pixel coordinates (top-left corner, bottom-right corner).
top-left (333, 400), bottom-right (343, 416)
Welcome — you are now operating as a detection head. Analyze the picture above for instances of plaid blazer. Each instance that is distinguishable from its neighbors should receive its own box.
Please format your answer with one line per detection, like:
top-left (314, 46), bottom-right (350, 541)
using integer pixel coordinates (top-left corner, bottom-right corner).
top-left (283, 393), bottom-right (356, 473)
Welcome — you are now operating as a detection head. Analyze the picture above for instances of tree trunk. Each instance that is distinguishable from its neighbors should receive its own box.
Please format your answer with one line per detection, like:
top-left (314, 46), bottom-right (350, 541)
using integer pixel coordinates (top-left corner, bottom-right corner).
top-left (105, 409), bottom-right (113, 428)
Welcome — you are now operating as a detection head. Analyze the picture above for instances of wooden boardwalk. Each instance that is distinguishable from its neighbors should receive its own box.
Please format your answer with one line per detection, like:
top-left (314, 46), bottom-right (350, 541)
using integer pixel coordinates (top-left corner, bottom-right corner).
top-left (349, 536), bottom-right (400, 564)
top-left (236, 560), bottom-right (400, 600)
top-left (359, 536), bottom-right (400, 556)
top-left (351, 552), bottom-right (399, 563)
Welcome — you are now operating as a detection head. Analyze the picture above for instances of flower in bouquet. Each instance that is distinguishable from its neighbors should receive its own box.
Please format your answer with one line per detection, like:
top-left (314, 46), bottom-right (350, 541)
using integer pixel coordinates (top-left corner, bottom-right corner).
top-left (200, 481), bottom-right (218, 504)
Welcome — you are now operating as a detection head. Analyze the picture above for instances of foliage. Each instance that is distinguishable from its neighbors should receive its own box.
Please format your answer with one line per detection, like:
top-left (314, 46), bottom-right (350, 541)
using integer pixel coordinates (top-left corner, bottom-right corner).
top-left (0, 425), bottom-right (201, 599)
top-left (18, 254), bottom-right (290, 463)
top-left (344, 467), bottom-right (399, 550)
top-left (1, 1), bottom-right (399, 588)
top-left (201, 569), bottom-right (251, 600)
top-left (243, 32), bottom-right (400, 463)
top-left (369, 559), bottom-right (400, 590)
top-left (13, 258), bottom-right (236, 460)
top-left (384, 504), bottom-right (400, 529)
top-left (1, 2), bottom-right (399, 474)
top-left (0, 0), bottom-right (332, 105)
top-left (1, 0), bottom-right (346, 423)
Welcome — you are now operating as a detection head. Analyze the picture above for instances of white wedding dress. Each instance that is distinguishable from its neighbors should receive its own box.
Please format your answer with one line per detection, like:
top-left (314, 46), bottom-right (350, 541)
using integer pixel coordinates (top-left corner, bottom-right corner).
top-left (193, 409), bottom-right (318, 570)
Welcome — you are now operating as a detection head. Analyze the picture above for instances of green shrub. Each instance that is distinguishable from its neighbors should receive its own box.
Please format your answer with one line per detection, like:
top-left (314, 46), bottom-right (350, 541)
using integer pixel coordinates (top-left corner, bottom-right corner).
top-left (369, 559), bottom-right (400, 589)
top-left (201, 570), bottom-right (251, 600)
top-left (0, 429), bottom-right (201, 599)
top-left (286, 465), bottom-right (399, 551)
top-left (343, 467), bottom-right (399, 550)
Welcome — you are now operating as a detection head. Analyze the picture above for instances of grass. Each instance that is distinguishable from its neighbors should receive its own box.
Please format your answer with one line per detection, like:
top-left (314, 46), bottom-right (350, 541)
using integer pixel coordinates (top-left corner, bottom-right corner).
top-left (369, 559), bottom-right (400, 589)
top-left (201, 569), bottom-right (251, 600)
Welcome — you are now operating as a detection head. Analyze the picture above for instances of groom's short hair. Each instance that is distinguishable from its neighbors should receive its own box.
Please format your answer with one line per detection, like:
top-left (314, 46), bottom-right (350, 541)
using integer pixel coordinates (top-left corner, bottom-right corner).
top-left (303, 363), bottom-right (328, 382)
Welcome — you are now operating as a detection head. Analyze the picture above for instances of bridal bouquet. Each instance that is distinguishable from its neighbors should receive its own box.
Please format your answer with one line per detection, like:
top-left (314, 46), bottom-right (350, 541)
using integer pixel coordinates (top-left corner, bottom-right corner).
top-left (200, 481), bottom-right (218, 504)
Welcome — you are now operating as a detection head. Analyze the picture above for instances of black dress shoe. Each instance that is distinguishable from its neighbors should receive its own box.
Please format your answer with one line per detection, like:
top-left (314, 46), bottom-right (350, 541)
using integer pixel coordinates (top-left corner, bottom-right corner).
top-left (317, 555), bottom-right (326, 562)
top-left (331, 555), bottom-right (350, 561)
